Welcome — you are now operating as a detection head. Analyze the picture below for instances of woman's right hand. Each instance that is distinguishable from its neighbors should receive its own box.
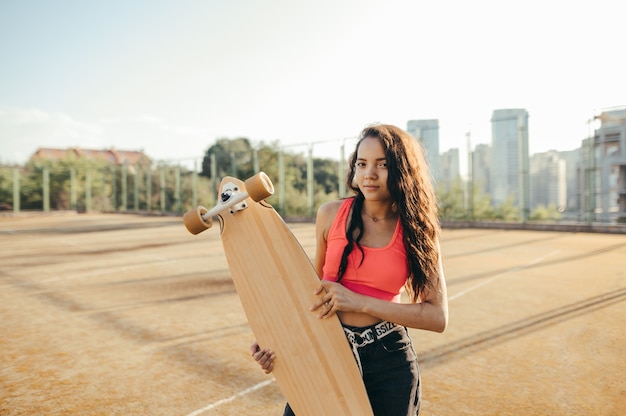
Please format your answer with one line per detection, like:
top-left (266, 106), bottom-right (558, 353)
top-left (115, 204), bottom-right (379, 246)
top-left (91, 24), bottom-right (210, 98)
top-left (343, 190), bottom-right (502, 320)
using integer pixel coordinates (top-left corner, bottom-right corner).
top-left (250, 341), bottom-right (276, 374)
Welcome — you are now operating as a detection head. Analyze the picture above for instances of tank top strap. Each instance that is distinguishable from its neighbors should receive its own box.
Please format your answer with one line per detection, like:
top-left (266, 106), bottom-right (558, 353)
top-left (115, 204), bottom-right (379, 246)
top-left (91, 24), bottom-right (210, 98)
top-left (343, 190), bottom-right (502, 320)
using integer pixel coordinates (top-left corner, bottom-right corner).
top-left (327, 197), bottom-right (354, 239)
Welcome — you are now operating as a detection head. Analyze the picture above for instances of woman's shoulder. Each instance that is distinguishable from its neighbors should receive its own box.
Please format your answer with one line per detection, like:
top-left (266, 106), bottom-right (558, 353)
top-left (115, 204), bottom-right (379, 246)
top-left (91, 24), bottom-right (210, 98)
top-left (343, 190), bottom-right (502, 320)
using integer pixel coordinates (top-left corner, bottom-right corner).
top-left (316, 198), bottom-right (352, 230)
top-left (317, 198), bottom-right (352, 218)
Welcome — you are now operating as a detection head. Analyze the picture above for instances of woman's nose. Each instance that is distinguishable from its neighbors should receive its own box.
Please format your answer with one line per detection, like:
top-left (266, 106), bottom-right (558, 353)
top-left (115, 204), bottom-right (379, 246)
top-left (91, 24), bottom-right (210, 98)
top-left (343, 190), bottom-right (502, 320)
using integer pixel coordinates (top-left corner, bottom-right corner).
top-left (364, 166), bottom-right (377, 179)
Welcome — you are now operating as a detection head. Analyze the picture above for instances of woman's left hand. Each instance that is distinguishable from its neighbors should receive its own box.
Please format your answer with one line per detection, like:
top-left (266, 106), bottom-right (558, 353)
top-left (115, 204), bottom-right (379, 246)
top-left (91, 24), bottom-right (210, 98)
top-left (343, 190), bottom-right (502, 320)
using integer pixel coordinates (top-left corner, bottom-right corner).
top-left (310, 281), bottom-right (361, 319)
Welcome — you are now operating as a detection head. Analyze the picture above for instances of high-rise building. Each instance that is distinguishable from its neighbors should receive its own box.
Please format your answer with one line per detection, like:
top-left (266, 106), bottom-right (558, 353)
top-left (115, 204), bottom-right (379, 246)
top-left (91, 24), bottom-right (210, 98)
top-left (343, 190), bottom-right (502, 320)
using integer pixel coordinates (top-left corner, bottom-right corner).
top-left (577, 137), bottom-right (595, 222)
top-left (583, 107), bottom-right (626, 222)
top-left (472, 143), bottom-right (491, 196)
top-left (490, 109), bottom-right (530, 218)
top-left (407, 119), bottom-right (440, 181)
top-left (440, 148), bottom-right (460, 188)
top-left (530, 151), bottom-right (566, 212)
top-left (559, 149), bottom-right (580, 215)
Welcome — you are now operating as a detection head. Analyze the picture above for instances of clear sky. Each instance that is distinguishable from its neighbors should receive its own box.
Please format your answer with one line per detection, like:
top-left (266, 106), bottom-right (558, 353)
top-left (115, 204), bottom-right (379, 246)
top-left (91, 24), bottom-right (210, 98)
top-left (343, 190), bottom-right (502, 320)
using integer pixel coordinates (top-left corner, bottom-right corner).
top-left (1, 0), bottom-right (624, 168)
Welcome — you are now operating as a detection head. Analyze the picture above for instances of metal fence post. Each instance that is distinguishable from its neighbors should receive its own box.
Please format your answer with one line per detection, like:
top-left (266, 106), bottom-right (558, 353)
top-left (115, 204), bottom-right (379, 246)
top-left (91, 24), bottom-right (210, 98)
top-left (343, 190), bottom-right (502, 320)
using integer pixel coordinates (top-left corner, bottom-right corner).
top-left (86, 169), bottom-right (92, 212)
top-left (278, 150), bottom-right (285, 215)
top-left (12, 168), bottom-right (20, 213)
top-left (175, 165), bottom-right (181, 213)
top-left (121, 165), bottom-right (127, 211)
top-left (133, 169), bottom-right (139, 211)
top-left (146, 168), bottom-right (152, 212)
top-left (160, 165), bottom-right (166, 213)
top-left (192, 160), bottom-right (198, 207)
top-left (230, 152), bottom-right (237, 177)
top-left (210, 153), bottom-right (217, 201)
top-left (111, 166), bottom-right (117, 211)
top-left (307, 144), bottom-right (314, 217)
top-left (43, 167), bottom-right (50, 212)
top-left (70, 168), bottom-right (77, 210)
top-left (253, 148), bottom-right (259, 173)
top-left (338, 142), bottom-right (346, 197)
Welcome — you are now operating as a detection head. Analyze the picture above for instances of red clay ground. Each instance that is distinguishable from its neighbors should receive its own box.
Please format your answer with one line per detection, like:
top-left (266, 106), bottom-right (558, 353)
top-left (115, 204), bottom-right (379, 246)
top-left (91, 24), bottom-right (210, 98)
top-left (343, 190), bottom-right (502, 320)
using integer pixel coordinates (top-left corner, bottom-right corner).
top-left (0, 213), bottom-right (624, 415)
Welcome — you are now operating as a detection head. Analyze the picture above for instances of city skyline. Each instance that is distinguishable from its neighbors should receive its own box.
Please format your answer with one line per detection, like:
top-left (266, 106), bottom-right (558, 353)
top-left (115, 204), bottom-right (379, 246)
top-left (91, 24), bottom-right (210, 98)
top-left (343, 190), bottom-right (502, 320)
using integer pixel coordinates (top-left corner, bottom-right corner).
top-left (1, 1), bottom-right (625, 166)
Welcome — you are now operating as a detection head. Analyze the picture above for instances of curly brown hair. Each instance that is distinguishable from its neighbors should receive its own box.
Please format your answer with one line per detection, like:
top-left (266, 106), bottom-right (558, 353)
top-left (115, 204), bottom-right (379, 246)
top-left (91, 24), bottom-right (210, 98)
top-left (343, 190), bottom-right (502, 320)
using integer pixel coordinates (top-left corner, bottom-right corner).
top-left (339, 124), bottom-right (441, 302)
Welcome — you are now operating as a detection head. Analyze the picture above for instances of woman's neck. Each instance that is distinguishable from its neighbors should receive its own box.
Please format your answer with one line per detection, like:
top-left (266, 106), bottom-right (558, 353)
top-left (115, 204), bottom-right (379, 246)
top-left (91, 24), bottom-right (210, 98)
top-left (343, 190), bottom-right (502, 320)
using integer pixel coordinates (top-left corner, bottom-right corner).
top-left (361, 200), bottom-right (397, 222)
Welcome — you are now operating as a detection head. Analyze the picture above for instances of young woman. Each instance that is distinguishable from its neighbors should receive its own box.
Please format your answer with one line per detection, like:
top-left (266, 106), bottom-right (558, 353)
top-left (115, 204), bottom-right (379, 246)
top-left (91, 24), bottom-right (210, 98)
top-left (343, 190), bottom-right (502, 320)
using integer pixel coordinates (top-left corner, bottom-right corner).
top-left (251, 124), bottom-right (448, 415)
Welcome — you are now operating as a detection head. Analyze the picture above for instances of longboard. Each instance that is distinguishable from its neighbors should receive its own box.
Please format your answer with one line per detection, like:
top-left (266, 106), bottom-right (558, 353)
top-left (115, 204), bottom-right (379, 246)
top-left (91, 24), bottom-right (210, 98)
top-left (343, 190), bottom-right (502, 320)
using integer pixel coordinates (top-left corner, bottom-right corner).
top-left (183, 172), bottom-right (373, 416)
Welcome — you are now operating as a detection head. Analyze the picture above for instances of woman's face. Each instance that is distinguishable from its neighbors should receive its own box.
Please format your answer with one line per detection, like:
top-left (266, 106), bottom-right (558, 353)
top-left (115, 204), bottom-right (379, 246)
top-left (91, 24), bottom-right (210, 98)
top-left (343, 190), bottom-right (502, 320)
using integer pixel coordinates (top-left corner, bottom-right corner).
top-left (354, 136), bottom-right (391, 202)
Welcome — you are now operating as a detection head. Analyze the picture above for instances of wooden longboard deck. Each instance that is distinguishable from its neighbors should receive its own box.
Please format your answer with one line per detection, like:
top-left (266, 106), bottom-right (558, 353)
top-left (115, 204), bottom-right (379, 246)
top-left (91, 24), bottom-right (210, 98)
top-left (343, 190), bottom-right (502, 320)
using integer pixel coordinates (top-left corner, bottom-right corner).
top-left (217, 176), bottom-right (373, 416)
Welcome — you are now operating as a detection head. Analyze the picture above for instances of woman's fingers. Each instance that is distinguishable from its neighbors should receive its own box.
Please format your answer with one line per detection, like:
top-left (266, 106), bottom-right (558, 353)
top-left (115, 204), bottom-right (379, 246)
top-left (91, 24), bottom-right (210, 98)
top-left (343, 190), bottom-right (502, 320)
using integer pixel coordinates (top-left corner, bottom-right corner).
top-left (251, 342), bottom-right (276, 374)
top-left (258, 350), bottom-right (275, 373)
top-left (311, 281), bottom-right (345, 318)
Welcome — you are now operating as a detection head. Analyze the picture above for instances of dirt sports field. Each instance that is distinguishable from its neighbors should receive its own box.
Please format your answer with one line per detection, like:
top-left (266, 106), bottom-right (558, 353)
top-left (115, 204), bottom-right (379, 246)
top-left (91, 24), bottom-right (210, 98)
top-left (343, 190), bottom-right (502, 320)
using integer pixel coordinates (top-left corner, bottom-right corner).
top-left (0, 212), bottom-right (624, 415)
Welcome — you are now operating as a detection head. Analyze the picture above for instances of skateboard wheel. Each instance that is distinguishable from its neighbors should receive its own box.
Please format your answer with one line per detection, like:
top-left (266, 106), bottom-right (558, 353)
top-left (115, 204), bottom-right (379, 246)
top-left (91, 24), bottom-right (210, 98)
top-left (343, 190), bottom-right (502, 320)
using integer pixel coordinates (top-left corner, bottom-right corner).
top-left (183, 206), bottom-right (213, 234)
top-left (245, 172), bottom-right (274, 202)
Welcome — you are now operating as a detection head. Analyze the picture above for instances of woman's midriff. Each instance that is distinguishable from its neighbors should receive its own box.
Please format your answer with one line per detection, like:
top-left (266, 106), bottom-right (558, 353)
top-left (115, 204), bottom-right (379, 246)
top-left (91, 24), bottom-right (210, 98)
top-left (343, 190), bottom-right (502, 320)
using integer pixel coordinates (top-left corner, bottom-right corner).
top-left (337, 311), bottom-right (382, 327)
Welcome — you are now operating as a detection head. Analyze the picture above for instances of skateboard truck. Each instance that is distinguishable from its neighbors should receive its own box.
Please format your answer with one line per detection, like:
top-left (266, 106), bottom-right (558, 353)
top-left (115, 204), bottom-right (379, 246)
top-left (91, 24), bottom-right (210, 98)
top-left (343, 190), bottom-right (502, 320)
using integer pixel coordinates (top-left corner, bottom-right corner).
top-left (220, 182), bottom-right (248, 214)
top-left (199, 181), bottom-right (248, 223)
top-left (183, 172), bottom-right (274, 235)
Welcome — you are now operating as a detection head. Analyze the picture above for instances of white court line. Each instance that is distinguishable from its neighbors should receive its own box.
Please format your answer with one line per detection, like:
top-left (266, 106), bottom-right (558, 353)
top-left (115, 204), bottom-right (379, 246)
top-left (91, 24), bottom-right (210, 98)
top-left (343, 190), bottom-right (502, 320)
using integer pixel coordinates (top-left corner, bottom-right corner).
top-left (449, 250), bottom-right (560, 302)
top-left (185, 379), bottom-right (275, 416)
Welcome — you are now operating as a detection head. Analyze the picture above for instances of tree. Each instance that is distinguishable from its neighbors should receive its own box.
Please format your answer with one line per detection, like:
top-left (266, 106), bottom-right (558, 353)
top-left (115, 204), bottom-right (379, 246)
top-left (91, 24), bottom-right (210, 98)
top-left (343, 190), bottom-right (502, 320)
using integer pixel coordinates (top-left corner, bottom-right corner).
top-left (529, 203), bottom-right (562, 221)
top-left (198, 137), bottom-right (343, 217)
top-left (471, 192), bottom-right (496, 220)
top-left (314, 158), bottom-right (340, 195)
top-left (0, 166), bottom-right (16, 209)
top-left (436, 178), bottom-right (466, 221)
top-left (21, 155), bottom-right (111, 210)
top-left (201, 137), bottom-right (255, 179)
top-left (494, 195), bottom-right (519, 222)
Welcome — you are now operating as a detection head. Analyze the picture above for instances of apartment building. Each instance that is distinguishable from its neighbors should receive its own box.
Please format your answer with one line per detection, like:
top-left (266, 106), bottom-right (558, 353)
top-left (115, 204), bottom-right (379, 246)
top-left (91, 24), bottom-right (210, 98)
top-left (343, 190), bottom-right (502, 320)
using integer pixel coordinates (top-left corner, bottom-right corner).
top-left (407, 119), bottom-right (440, 182)
top-left (530, 151), bottom-right (566, 211)
top-left (490, 109), bottom-right (530, 217)
top-left (585, 108), bottom-right (626, 222)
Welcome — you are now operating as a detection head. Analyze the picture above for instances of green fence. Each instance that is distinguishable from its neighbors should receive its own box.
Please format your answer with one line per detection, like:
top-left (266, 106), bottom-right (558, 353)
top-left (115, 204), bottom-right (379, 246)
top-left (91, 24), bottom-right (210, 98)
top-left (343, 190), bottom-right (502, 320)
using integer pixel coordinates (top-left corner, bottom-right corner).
top-left (0, 149), bottom-right (350, 218)
top-left (0, 163), bottom-right (214, 215)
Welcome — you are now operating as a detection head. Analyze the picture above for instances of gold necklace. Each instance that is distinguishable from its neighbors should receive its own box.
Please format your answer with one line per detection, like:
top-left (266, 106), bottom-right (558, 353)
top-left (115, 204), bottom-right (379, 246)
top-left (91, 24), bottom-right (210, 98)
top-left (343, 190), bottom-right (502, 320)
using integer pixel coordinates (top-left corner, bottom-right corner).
top-left (362, 210), bottom-right (396, 222)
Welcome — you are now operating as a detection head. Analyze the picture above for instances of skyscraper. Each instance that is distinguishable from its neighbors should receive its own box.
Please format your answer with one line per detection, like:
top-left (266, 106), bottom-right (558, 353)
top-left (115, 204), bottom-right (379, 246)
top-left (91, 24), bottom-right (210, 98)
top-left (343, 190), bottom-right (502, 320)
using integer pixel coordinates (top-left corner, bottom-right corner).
top-left (559, 149), bottom-right (580, 215)
top-left (490, 109), bottom-right (530, 219)
top-left (472, 143), bottom-right (492, 196)
top-left (407, 119), bottom-right (440, 182)
top-left (530, 151), bottom-right (567, 212)
top-left (440, 148), bottom-right (460, 188)
top-left (587, 108), bottom-right (626, 222)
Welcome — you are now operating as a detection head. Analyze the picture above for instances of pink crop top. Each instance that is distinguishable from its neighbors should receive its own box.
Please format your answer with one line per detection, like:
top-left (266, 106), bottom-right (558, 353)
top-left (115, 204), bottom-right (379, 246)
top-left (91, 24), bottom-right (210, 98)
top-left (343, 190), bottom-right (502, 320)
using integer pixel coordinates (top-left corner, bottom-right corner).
top-left (322, 198), bottom-right (409, 303)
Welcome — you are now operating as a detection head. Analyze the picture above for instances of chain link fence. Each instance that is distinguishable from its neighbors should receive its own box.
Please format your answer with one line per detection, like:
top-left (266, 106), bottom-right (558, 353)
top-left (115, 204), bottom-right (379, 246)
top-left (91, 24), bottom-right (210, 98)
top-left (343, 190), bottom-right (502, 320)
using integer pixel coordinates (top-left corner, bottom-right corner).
top-left (0, 138), bottom-right (360, 219)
